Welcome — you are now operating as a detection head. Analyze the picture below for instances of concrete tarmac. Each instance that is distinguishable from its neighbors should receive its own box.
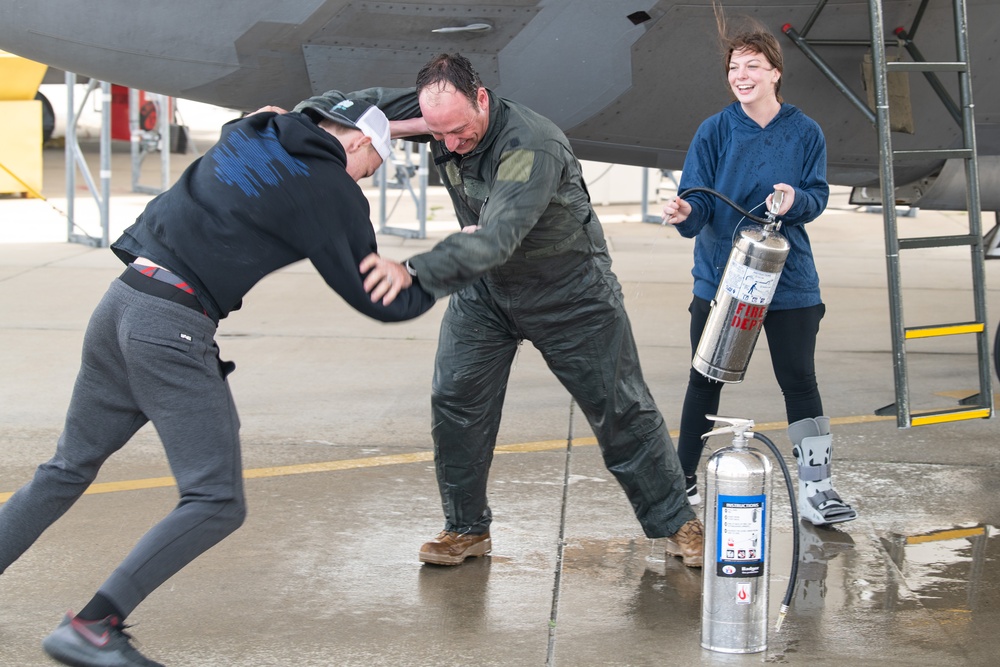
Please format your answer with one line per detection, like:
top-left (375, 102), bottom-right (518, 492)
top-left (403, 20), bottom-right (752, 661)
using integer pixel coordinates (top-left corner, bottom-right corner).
top-left (1, 134), bottom-right (999, 666)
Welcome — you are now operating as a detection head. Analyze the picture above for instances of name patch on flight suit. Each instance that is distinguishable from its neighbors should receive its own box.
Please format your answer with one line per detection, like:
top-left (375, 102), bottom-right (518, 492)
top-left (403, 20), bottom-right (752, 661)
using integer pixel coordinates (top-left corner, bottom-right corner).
top-left (497, 149), bottom-right (534, 183)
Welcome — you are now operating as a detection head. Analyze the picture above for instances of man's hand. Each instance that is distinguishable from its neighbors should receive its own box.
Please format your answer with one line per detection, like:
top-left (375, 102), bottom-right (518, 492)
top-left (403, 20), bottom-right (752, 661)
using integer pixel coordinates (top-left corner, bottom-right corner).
top-left (248, 105), bottom-right (288, 116)
top-left (360, 253), bottom-right (412, 306)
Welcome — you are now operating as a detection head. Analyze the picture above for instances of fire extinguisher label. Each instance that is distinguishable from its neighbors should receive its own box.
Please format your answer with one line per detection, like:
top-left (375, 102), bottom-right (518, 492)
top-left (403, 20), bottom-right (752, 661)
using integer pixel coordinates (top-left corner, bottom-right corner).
top-left (722, 263), bottom-right (780, 306)
top-left (715, 494), bottom-right (766, 577)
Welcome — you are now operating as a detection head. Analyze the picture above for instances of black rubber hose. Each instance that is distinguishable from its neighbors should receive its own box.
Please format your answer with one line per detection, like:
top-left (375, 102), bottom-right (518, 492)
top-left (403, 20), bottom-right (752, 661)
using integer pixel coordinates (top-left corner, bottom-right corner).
top-left (750, 431), bottom-right (799, 630)
top-left (677, 186), bottom-right (775, 226)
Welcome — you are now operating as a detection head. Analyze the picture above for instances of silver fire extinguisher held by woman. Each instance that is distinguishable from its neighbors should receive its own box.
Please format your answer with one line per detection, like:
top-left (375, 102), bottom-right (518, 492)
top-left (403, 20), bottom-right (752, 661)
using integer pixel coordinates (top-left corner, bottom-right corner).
top-left (691, 189), bottom-right (790, 383)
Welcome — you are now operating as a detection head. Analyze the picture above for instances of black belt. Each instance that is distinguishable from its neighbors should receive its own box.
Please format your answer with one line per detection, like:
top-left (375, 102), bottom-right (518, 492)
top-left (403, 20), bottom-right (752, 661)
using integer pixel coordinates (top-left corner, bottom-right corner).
top-left (119, 266), bottom-right (206, 317)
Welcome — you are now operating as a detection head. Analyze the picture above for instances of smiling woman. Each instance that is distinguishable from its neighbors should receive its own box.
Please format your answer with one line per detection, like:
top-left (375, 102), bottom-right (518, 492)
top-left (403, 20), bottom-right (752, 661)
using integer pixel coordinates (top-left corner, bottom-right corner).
top-left (726, 49), bottom-right (780, 125)
top-left (722, 20), bottom-right (783, 127)
top-left (661, 6), bottom-right (854, 528)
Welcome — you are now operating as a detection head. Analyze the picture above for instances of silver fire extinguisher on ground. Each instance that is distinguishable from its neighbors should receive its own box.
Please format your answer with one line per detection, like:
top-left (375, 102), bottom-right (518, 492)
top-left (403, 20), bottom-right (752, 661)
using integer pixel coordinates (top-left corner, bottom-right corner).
top-left (692, 190), bottom-right (790, 383)
top-left (700, 415), bottom-right (801, 654)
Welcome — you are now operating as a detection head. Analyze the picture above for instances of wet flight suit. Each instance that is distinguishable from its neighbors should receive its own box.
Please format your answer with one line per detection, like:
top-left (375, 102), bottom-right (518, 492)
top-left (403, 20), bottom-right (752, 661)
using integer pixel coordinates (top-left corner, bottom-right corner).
top-left (297, 88), bottom-right (695, 538)
top-left (0, 110), bottom-right (435, 620)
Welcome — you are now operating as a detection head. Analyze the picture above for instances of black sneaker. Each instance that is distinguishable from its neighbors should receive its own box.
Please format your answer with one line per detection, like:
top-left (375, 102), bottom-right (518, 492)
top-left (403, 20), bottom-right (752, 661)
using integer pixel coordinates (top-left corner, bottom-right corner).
top-left (42, 612), bottom-right (164, 667)
top-left (685, 474), bottom-right (701, 506)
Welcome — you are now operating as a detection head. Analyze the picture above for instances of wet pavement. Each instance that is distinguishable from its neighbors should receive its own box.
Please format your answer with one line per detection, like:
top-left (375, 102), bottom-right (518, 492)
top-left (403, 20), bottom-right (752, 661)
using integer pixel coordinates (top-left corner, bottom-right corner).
top-left (1, 135), bottom-right (998, 666)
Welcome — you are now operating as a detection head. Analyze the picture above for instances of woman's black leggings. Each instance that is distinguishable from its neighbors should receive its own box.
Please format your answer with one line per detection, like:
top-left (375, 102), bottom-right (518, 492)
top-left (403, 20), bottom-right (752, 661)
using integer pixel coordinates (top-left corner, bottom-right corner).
top-left (676, 296), bottom-right (826, 476)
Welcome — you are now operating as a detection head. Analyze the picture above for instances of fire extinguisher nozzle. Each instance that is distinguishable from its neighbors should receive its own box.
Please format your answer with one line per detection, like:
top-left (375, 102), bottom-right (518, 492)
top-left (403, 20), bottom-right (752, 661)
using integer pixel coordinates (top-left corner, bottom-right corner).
top-left (776, 604), bottom-right (790, 632)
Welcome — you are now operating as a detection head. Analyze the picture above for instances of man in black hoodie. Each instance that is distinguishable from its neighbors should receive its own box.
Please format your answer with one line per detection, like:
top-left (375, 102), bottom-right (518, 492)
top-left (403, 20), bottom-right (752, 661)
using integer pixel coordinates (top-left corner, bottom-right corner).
top-left (0, 99), bottom-right (434, 667)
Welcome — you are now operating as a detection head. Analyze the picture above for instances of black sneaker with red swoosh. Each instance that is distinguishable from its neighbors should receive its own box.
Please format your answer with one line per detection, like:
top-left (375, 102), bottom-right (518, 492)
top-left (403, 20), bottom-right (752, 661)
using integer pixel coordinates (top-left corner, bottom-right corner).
top-left (42, 612), bottom-right (164, 667)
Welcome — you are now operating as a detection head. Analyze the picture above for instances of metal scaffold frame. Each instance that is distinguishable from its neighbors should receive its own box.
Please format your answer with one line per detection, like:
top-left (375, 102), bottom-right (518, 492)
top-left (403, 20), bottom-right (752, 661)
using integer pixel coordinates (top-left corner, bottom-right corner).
top-left (784, 0), bottom-right (993, 427)
top-left (130, 89), bottom-right (171, 196)
top-left (63, 72), bottom-right (110, 248)
top-left (377, 141), bottom-right (428, 239)
top-left (62, 75), bottom-right (176, 247)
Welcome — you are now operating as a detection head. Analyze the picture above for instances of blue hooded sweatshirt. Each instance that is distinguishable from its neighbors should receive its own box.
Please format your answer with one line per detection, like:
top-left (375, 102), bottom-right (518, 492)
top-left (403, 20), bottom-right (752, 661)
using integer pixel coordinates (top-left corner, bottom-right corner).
top-left (673, 102), bottom-right (829, 310)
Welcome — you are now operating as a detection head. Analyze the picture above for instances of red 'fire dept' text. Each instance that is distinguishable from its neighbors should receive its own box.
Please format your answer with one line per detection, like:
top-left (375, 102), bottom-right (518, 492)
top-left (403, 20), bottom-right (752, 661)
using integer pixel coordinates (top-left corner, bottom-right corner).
top-left (729, 302), bottom-right (766, 331)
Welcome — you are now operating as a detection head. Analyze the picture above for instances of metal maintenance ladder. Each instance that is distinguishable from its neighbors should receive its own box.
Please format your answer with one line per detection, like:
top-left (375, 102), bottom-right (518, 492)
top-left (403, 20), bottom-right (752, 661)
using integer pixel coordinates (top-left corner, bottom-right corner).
top-left (865, 0), bottom-right (992, 427)
top-left (784, 0), bottom-right (993, 427)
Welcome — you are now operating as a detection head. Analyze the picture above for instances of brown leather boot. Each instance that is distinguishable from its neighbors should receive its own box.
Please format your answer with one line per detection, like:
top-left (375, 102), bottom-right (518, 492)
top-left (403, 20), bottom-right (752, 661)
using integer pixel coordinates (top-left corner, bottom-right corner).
top-left (419, 530), bottom-right (492, 565)
top-left (664, 518), bottom-right (704, 568)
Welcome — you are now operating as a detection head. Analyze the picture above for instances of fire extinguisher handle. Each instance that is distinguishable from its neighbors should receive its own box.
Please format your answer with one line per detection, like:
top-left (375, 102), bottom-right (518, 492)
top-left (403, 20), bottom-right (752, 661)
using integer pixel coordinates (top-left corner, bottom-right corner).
top-left (701, 425), bottom-right (733, 439)
top-left (701, 414), bottom-right (755, 440)
top-left (769, 189), bottom-right (784, 215)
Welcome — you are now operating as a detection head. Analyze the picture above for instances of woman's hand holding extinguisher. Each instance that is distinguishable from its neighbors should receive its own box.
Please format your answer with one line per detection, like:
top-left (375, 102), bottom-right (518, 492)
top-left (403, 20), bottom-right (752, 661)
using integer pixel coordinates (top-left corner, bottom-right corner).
top-left (767, 183), bottom-right (795, 217)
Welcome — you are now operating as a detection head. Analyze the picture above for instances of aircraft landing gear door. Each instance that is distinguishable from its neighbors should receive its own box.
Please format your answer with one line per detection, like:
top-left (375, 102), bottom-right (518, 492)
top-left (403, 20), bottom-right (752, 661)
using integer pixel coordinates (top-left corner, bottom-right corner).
top-left (0, 51), bottom-right (48, 196)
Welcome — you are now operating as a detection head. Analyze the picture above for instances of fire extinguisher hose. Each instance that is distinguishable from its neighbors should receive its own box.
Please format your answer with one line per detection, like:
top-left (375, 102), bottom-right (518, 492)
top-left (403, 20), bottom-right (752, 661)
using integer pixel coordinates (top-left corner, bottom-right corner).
top-left (750, 431), bottom-right (800, 631)
top-left (677, 186), bottom-right (775, 226)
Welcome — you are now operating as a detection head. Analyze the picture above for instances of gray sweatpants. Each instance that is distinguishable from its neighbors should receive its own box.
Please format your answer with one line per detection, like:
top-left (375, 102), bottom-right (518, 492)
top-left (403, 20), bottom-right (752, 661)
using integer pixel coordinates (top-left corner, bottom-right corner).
top-left (0, 277), bottom-right (246, 617)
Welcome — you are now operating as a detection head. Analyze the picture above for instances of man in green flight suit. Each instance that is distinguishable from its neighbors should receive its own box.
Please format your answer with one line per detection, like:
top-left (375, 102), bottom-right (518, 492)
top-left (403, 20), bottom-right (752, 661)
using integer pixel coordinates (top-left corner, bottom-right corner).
top-left (298, 52), bottom-right (704, 567)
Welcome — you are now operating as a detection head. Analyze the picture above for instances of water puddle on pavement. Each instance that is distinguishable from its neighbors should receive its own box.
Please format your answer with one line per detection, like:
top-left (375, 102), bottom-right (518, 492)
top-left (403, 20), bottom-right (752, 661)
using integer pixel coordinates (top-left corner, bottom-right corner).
top-left (881, 523), bottom-right (999, 614)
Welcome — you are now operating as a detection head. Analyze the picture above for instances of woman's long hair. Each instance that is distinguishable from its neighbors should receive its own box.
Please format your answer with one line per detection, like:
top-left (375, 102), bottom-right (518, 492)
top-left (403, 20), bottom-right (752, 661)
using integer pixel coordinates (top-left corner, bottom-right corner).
top-left (714, 3), bottom-right (784, 103)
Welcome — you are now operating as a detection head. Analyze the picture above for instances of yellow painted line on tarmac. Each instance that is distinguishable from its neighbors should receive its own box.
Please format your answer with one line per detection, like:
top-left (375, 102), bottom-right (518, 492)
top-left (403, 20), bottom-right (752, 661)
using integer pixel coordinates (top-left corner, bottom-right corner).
top-left (243, 451), bottom-right (435, 479)
top-left (906, 526), bottom-right (987, 544)
top-left (496, 437), bottom-right (596, 452)
top-left (0, 476), bottom-right (178, 504)
top-left (0, 413), bottom-right (898, 504)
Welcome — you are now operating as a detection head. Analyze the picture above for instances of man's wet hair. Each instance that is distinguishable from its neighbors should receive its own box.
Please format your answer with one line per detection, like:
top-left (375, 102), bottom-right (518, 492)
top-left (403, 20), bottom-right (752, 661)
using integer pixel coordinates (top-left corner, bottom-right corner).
top-left (415, 53), bottom-right (483, 106)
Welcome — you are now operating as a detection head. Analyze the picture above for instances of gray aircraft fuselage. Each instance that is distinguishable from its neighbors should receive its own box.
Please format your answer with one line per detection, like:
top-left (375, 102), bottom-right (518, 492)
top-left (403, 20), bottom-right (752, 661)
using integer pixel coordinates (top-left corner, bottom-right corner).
top-left (2, 0), bottom-right (999, 210)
